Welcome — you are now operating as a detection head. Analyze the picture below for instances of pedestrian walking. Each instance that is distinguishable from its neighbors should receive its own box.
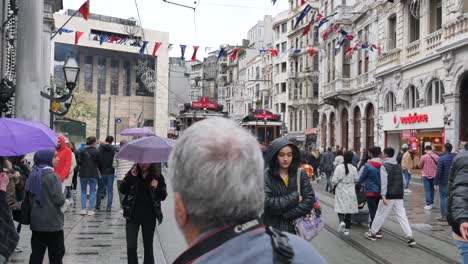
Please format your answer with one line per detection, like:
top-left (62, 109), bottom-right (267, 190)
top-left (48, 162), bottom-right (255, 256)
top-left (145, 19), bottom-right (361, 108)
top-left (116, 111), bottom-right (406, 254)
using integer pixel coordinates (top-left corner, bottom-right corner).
top-left (332, 151), bottom-right (358, 236)
top-left (96, 136), bottom-right (116, 212)
top-left (26, 149), bottom-right (66, 264)
top-left (10, 155), bottom-right (30, 252)
top-left (62, 144), bottom-right (76, 209)
top-left (119, 163), bottom-right (167, 264)
top-left (264, 137), bottom-right (316, 234)
top-left (434, 143), bottom-right (456, 221)
top-left (309, 147), bottom-right (321, 181)
top-left (0, 170), bottom-right (19, 264)
top-left (66, 141), bottom-right (79, 191)
top-left (351, 149), bottom-right (359, 167)
top-left (401, 144), bottom-right (413, 193)
top-left (364, 147), bottom-right (416, 246)
top-left (333, 150), bottom-right (344, 168)
top-left (448, 143), bottom-right (468, 263)
top-left (358, 149), bottom-right (369, 172)
top-left (356, 146), bottom-right (383, 233)
top-left (77, 136), bottom-right (101, 216)
top-left (113, 140), bottom-right (134, 210)
top-left (418, 145), bottom-right (440, 210)
top-left (321, 147), bottom-right (335, 192)
top-left (168, 118), bottom-right (325, 264)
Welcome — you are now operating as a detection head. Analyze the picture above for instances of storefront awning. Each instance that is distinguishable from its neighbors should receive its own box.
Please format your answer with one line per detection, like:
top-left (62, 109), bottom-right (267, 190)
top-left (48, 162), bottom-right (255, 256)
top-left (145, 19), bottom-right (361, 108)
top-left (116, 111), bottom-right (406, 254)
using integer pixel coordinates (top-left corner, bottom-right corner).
top-left (304, 128), bottom-right (318, 135)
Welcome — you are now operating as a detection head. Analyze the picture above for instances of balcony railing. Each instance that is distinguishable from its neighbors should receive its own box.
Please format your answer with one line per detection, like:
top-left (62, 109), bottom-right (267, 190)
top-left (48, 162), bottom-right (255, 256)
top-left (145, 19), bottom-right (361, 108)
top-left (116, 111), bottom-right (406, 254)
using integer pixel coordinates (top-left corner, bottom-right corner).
top-left (425, 29), bottom-right (443, 50)
top-left (406, 40), bottom-right (420, 59)
top-left (377, 48), bottom-right (401, 65)
top-left (356, 73), bottom-right (368, 86)
top-left (444, 13), bottom-right (468, 41)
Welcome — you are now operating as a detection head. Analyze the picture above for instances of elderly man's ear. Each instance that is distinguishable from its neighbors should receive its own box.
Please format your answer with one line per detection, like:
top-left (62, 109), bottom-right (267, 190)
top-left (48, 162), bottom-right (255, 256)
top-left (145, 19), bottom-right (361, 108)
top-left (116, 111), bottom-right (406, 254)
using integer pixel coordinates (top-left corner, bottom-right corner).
top-left (175, 192), bottom-right (188, 228)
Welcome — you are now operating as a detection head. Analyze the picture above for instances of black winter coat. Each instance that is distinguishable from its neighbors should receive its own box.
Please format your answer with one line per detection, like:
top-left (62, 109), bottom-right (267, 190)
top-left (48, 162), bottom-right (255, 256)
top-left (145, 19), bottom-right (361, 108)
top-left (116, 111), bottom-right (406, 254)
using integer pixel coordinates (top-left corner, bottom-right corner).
top-left (119, 169), bottom-right (167, 224)
top-left (447, 151), bottom-right (468, 237)
top-left (77, 146), bottom-right (101, 178)
top-left (98, 144), bottom-right (116, 175)
top-left (264, 168), bottom-right (315, 234)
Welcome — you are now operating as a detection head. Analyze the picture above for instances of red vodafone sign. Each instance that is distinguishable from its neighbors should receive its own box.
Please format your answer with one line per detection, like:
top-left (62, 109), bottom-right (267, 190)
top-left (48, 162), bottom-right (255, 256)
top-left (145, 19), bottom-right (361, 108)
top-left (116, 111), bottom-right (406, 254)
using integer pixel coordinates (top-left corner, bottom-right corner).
top-left (191, 96), bottom-right (218, 110)
top-left (399, 113), bottom-right (428, 124)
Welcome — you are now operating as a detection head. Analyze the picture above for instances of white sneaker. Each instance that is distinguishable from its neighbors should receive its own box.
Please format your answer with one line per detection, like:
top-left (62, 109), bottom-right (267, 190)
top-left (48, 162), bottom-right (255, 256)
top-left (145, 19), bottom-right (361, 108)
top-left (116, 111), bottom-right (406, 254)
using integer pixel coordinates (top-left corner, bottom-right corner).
top-left (406, 189), bottom-right (412, 193)
top-left (404, 189), bottom-right (409, 193)
top-left (424, 204), bottom-right (433, 210)
top-left (15, 246), bottom-right (23, 252)
top-left (344, 229), bottom-right (350, 236)
top-left (87, 210), bottom-right (95, 216)
top-left (338, 221), bottom-right (345, 233)
top-left (79, 209), bottom-right (87, 215)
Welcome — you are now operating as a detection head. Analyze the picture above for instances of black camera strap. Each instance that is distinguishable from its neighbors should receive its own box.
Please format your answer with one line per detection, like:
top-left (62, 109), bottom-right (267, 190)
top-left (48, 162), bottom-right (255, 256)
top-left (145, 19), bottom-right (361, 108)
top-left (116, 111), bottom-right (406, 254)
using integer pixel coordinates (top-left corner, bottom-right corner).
top-left (173, 218), bottom-right (294, 264)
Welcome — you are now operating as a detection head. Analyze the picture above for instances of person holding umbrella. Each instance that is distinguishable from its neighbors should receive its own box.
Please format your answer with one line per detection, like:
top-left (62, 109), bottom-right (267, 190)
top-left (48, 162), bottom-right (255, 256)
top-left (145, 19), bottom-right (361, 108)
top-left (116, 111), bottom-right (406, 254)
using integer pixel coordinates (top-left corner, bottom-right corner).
top-left (119, 163), bottom-right (167, 264)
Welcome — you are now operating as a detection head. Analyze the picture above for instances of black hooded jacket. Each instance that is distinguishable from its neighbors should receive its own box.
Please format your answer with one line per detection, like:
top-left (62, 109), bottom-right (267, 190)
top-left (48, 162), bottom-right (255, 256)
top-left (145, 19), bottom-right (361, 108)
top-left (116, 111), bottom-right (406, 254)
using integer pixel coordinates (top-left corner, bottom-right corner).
top-left (263, 138), bottom-right (315, 234)
top-left (447, 151), bottom-right (468, 237)
top-left (99, 144), bottom-right (116, 175)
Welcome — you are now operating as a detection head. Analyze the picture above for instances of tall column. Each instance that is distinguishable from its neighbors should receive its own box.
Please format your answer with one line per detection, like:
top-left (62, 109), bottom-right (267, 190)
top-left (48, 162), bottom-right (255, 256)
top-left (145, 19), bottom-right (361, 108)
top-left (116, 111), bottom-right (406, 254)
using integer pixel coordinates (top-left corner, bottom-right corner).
top-left (348, 116), bottom-right (354, 152)
top-left (15, 0), bottom-right (44, 122)
top-left (361, 117), bottom-right (367, 153)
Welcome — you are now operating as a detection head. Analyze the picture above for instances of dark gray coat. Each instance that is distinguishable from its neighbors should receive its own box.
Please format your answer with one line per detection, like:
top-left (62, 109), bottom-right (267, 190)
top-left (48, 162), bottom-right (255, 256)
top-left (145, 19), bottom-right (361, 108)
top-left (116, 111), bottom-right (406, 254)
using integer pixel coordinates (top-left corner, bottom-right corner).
top-left (448, 151), bottom-right (468, 237)
top-left (77, 146), bottom-right (101, 178)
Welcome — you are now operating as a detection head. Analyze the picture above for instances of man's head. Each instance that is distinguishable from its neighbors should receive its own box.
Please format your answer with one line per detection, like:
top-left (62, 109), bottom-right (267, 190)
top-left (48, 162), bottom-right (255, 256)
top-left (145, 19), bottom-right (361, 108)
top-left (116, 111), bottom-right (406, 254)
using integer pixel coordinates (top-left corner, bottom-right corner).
top-left (327, 147), bottom-right (332, 152)
top-left (105, 136), bottom-right (114, 144)
top-left (86, 136), bottom-right (97, 146)
top-left (383, 147), bottom-right (395, 159)
top-left (425, 145), bottom-right (433, 152)
top-left (120, 140), bottom-right (128, 147)
top-left (402, 144), bottom-right (409, 152)
top-left (444, 143), bottom-right (453, 154)
top-left (369, 146), bottom-right (382, 158)
top-left (167, 118), bottom-right (264, 244)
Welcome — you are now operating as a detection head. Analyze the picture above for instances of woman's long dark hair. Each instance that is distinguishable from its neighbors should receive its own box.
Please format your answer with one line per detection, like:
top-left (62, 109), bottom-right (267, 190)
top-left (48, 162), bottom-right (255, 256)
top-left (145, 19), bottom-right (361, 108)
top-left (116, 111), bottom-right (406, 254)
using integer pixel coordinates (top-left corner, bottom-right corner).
top-left (269, 144), bottom-right (302, 180)
top-left (343, 151), bottom-right (354, 175)
top-left (136, 163), bottom-right (162, 182)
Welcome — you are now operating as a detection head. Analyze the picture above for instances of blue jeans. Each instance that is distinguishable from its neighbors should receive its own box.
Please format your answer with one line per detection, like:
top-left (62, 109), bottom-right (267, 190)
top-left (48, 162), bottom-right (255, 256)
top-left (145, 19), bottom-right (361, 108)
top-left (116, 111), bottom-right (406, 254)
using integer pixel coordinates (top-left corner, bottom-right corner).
top-left (80, 178), bottom-right (97, 210)
top-left (96, 175), bottom-right (115, 209)
top-left (439, 184), bottom-right (448, 217)
top-left (422, 177), bottom-right (435, 206)
top-left (456, 240), bottom-right (468, 264)
top-left (403, 169), bottom-right (411, 190)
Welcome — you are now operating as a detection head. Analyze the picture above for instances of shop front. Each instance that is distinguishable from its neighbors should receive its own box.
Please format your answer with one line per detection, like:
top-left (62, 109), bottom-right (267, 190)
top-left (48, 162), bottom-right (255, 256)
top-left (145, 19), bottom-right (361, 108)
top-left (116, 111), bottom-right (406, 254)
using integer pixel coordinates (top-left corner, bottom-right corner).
top-left (383, 104), bottom-right (445, 160)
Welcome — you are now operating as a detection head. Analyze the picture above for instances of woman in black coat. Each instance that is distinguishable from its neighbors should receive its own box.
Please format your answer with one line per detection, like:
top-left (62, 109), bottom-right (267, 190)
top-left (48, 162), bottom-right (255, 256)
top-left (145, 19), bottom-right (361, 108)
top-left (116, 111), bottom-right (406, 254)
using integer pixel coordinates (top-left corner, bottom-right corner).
top-left (263, 138), bottom-right (315, 234)
top-left (119, 163), bottom-right (167, 264)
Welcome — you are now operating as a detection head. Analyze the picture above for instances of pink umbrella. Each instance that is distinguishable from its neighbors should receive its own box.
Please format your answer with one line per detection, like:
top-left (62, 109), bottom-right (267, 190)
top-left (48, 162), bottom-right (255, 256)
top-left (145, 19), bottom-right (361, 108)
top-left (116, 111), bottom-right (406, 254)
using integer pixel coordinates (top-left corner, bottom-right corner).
top-left (120, 127), bottom-right (155, 137)
top-left (116, 136), bottom-right (176, 163)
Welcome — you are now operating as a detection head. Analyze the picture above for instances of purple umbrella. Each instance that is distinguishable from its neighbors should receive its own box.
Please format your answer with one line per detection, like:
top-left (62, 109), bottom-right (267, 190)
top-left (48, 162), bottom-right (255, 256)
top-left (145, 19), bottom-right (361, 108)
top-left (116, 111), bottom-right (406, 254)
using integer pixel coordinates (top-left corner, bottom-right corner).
top-left (120, 127), bottom-right (155, 137)
top-left (0, 118), bottom-right (58, 156)
top-left (116, 136), bottom-right (176, 163)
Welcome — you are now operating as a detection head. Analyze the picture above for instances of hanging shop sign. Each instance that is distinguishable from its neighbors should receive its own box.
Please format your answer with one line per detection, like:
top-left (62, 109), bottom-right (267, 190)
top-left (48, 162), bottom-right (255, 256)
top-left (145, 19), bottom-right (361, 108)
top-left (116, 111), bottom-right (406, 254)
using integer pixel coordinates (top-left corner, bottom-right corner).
top-left (191, 96), bottom-right (218, 110)
top-left (382, 105), bottom-right (444, 131)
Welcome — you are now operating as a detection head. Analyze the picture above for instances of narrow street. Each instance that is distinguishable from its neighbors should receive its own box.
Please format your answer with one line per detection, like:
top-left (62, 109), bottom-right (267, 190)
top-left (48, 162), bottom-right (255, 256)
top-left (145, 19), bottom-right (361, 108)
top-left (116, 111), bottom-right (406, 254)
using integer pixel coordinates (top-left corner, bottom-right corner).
top-left (9, 173), bottom-right (461, 264)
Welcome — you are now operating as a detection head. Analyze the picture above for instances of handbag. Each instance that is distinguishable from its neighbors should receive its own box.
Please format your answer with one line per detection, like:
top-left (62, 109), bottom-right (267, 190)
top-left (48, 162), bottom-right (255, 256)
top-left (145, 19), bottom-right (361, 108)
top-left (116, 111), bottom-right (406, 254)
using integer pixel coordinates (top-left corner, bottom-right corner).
top-left (293, 168), bottom-right (324, 241)
top-left (19, 191), bottom-right (32, 225)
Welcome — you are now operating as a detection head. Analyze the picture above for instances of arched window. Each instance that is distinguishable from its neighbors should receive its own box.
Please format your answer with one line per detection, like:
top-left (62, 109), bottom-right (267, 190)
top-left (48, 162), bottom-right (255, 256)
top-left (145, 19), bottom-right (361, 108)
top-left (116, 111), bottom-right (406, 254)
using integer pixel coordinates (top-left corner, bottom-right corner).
top-left (341, 108), bottom-right (349, 149)
top-left (426, 79), bottom-right (445, 106)
top-left (366, 104), bottom-right (375, 150)
top-left (385, 92), bottom-right (396, 112)
top-left (290, 111), bottom-right (293, 132)
top-left (299, 110), bottom-right (303, 132)
top-left (330, 112), bottom-right (336, 148)
top-left (313, 110), bottom-right (319, 127)
top-left (294, 111), bottom-right (298, 132)
top-left (404, 86), bottom-right (419, 109)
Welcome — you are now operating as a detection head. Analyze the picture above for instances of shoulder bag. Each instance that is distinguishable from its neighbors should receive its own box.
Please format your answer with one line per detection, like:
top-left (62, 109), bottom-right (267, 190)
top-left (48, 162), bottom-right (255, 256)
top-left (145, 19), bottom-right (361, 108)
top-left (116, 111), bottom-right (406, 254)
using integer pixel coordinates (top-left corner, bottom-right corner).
top-left (293, 168), bottom-right (324, 241)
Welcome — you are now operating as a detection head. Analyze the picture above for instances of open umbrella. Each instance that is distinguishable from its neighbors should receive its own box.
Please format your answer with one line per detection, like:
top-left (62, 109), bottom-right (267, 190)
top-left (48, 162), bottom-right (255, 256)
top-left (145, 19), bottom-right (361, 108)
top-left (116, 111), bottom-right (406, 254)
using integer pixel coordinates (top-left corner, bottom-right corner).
top-left (0, 118), bottom-right (58, 156)
top-left (120, 127), bottom-right (155, 137)
top-left (116, 136), bottom-right (176, 163)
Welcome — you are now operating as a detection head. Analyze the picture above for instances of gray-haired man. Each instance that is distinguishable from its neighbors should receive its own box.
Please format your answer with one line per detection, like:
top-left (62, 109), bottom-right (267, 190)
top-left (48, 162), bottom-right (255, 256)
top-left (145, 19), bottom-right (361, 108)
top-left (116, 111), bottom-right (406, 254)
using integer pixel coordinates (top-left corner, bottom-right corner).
top-left (168, 118), bottom-right (325, 264)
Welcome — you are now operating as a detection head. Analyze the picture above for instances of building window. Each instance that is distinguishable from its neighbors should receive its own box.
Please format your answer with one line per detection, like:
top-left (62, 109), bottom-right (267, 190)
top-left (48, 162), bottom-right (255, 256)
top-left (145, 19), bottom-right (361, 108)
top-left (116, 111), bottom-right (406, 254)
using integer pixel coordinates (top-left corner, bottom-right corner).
top-left (123, 61), bottom-right (131, 96)
top-left (388, 15), bottom-right (397, 49)
top-left (430, 0), bottom-right (442, 32)
top-left (281, 42), bottom-right (287, 53)
top-left (275, 83), bottom-right (280, 94)
top-left (281, 23), bottom-right (287, 33)
top-left (299, 83), bottom-right (303, 98)
top-left (409, 8), bottom-right (420, 42)
top-left (313, 55), bottom-right (319, 71)
top-left (294, 111), bottom-right (298, 132)
top-left (405, 85), bottom-right (419, 109)
top-left (281, 103), bottom-right (286, 113)
top-left (110, 59), bottom-right (119, 95)
top-left (358, 30), bottom-right (363, 75)
top-left (281, 62), bottom-right (287, 73)
top-left (290, 112), bottom-right (294, 132)
top-left (353, 107), bottom-right (361, 152)
top-left (313, 110), bottom-right (319, 128)
top-left (299, 110), bottom-right (303, 132)
top-left (426, 79), bottom-right (445, 105)
top-left (281, 82), bottom-right (287, 93)
top-left (84, 56), bottom-right (93, 93)
top-left (97, 57), bottom-right (106, 94)
top-left (143, 119), bottom-right (154, 127)
top-left (343, 41), bottom-right (351, 78)
top-left (136, 59), bottom-right (155, 96)
top-left (385, 92), bottom-right (396, 112)
top-left (364, 26), bottom-right (369, 73)
top-left (313, 82), bottom-right (319, 98)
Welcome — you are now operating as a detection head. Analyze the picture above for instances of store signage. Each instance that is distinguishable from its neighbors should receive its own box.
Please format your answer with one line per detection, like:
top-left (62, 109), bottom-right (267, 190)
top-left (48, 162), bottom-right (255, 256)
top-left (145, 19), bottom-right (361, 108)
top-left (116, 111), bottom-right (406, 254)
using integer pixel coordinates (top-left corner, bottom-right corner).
top-left (254, 110), bottom-right (277, 120)
top-left (401, 130), bottom-right (412, 140)
top-left (191, 96), bottom-right (218, 110)
top-left (399, 113), bottom-right (428, 124)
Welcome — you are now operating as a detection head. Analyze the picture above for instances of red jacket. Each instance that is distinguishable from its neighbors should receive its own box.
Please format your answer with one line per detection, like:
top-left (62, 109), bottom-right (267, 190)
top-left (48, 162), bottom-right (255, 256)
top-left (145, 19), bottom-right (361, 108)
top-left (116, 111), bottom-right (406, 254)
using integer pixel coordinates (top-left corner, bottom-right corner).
top-left (54, 135), bottom-right (72, 182)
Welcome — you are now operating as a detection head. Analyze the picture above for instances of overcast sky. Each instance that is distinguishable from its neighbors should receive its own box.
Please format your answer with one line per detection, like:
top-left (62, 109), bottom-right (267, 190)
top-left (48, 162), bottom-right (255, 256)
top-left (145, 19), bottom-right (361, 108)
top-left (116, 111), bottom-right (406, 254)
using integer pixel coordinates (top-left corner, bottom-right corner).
top-left (62, 0), bottom-right (289, 57)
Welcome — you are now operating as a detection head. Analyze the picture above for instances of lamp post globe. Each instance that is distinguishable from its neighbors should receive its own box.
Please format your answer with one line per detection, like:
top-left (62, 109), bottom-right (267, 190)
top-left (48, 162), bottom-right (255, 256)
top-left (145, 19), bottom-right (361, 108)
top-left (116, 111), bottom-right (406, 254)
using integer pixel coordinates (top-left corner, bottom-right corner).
top-left (63, 56), bottom-right (80, 91)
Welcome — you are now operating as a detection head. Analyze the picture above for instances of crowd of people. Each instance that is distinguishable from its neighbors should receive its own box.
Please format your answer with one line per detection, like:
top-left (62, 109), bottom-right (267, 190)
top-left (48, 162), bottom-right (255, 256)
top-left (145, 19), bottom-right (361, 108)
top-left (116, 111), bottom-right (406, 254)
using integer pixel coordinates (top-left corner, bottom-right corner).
top-left (1, 117), bottom-right (468, 263)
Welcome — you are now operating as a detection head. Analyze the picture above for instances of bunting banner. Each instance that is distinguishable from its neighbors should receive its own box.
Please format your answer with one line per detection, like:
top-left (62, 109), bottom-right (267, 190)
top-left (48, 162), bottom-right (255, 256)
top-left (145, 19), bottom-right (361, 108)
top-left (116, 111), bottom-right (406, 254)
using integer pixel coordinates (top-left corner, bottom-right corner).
top-left (269, 49), bottom-right (278, 57)
top-left (317, 18), bottom-right (329, 29)
top-left (231, 48), bottom-right (239, 61)
top-left (180, 45), bottom-right (187, 60)
top-left (99, 34), bottom-right (109, 45)
top-left (315, 13), bottom-right (324, 23)
top-left (139, 41), bottom-right (149, 55)
top-left (271, 0), bottom-right (277, 5)
top-left (218, 48), bottom-right (225, 59)
top-left (74, 31), bottom-right (84, 45)
top-left (58, 28), bottom-right (74, 34)
top-left (152, 42), bottom-right (162, 57)
top-left (168, 44), bottom-right (174, 50)
top-left (109, 36), bottom-right (122, 43)
top-left (371, 44), bottom-right (382, 56)
top-left (192, 46), bottom-right (199, 61)
top-left (308, 49), bottom-right (315, 57)
top-left (293, 4), bottom-right (312, 29)
top-left (302, 21), bottom-right (312, 36)
top-left (78, 0), bottom-right (90, 20)
top-left (301, 0), bottom-right (306, 5)
top-left (259, 49), bottom-right (268, 54)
